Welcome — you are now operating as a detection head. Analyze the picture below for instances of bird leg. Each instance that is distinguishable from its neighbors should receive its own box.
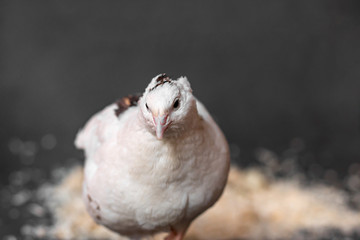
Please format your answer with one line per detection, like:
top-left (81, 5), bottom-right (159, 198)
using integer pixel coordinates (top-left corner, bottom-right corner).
top-left (164, 226), bottom-right (186, 240)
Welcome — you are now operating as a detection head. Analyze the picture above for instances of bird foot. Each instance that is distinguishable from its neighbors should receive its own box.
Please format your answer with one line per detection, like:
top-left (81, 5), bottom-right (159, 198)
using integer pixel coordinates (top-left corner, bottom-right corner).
top-left (164, 227), bottom-right (185, 240)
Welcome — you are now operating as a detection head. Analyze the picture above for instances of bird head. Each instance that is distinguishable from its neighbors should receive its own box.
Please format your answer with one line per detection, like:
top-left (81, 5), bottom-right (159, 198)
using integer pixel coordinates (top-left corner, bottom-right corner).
top-left (139, 74), bottom-right (196, 140)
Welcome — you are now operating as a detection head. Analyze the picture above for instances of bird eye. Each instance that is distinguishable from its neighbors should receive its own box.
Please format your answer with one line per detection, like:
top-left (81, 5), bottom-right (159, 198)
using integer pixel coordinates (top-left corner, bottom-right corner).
top-left (145, 103), bottom-right (150, 111)
top-left (173, 99), bottom-right (180, 109)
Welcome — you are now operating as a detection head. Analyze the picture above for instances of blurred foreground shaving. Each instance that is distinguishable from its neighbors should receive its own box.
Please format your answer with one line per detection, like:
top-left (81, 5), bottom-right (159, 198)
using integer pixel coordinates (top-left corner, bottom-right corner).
top-left (27, 165), bottom-right (360, 239)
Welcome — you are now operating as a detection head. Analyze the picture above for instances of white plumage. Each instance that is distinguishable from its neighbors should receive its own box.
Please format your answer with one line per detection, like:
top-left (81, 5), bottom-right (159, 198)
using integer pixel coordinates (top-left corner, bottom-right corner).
top-left (75, 74), bottom-right (230, 239)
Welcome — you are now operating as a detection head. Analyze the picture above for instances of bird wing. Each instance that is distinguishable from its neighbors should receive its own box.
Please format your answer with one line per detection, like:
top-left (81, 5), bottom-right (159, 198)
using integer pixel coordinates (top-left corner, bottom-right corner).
top-left (75, 94), bottom-right (142, 151)
top-left (75, 94), bottom-right (142, 185)
top-left (195, 98), bottom-right (228, 149)
top-left (75, 94), bottom-right (142, 182)
top-left (195, 98), bottom-right (217, 125)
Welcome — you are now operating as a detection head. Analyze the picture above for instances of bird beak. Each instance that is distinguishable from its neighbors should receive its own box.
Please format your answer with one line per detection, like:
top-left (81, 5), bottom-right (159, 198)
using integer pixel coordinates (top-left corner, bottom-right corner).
top-left (153, 114), bottom-right (169, 140)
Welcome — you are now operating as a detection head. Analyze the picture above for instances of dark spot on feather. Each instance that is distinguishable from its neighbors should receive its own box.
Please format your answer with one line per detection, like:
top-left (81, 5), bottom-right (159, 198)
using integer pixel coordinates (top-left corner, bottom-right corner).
top-left (87, 194), bottom-right (92, 202)
top-left (115, 93), bottom-right (142, 117)
top-left (150, 73), bottom-right (173, 91)
top-left (96, 205), bottom-right (100, 210)
top-left (156, 73), bottom-right (170, 82)
top-left (96, 215), bottom-right (102, 221)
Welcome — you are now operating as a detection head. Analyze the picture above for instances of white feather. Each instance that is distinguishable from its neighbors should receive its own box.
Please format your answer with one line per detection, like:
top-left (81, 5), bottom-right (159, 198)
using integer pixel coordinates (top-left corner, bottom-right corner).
top-left (75, 75), bottom-right (230, 237)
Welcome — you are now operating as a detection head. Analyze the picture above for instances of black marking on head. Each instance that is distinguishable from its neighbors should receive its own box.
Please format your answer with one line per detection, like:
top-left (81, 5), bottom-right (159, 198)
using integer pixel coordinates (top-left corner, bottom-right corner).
top-left (115, 93), bottom-right (142, 117)
top-left (150, 73), bottom-right (173, 91)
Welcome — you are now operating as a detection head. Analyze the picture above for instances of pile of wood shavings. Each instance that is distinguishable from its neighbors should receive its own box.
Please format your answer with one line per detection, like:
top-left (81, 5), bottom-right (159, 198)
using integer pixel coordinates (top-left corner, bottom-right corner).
top-left (27, 165), bottom-right (360, 240)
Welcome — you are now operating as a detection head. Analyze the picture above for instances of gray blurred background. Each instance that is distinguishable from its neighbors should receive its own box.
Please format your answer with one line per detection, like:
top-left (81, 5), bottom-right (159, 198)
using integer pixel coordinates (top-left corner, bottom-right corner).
top-left (1, 1), bottom-right (360, 184)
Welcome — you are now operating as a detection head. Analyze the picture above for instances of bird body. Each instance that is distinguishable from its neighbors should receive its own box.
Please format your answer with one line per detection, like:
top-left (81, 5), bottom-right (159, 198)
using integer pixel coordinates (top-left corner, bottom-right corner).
top-left (75, 74), bottom-right (230, 239)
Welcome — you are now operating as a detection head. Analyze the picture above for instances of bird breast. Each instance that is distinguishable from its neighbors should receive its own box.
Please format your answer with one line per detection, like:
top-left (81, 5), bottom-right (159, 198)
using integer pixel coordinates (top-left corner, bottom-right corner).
top-left (83, 106), bottom-right (229, 235)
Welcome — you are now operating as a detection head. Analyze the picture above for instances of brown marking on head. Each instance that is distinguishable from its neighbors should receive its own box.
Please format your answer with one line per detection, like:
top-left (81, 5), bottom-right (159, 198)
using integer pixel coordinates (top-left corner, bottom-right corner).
top-left (156, 73), bottom-right (170, 82)
top-left (115, 93), bottom-right (142, 117)
top-left (150, 73), bottom-right (173, 91)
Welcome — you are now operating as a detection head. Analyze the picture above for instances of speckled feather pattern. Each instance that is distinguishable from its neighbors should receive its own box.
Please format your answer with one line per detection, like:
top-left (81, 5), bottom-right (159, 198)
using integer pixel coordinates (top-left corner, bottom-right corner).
top-left (75, 75), bottom-right (230, 238)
